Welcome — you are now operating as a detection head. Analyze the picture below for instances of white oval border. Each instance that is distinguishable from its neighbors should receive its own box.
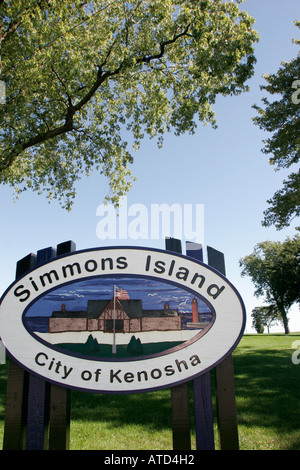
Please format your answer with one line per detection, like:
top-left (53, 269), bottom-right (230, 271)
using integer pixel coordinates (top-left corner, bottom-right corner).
top-left (0, 247), bottom-right (246, 393)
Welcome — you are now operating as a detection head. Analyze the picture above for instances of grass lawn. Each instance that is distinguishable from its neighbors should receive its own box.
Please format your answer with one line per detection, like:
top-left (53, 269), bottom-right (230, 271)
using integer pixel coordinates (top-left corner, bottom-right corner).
top-left (233, 333), bottom-right (300, 450)
top-left (0, 333), bottom-right (300, 450)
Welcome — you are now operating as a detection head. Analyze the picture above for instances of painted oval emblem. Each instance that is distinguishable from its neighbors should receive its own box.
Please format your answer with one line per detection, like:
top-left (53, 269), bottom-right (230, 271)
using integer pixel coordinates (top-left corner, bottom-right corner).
top-left (0, 247), bottom-right (245, 393)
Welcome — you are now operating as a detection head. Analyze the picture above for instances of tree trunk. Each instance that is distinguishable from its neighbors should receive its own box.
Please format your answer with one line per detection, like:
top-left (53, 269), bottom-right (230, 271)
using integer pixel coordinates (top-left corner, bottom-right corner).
top-left (280, 307), bottom-right (290, 334)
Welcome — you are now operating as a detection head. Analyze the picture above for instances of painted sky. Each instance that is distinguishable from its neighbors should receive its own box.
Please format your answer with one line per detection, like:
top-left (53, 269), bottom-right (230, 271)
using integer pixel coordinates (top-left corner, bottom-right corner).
top-left (25, 276), bottom-right (212, 318)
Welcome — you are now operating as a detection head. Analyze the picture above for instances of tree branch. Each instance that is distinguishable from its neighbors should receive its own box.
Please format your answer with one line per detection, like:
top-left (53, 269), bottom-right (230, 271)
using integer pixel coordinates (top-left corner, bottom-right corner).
top-left (0, 67), bottom-right (121, 171)
top-left (136, 24), bottom-right (191, 65)
top-left (0, 24), bottom-right (192, 172)
top-left (51, 66), bottom-right (73, 108)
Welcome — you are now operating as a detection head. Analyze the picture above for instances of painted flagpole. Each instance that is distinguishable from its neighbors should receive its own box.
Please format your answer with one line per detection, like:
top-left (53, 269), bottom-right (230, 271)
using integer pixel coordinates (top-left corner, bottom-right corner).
top-left (112, 285), bottom-right (116, 355)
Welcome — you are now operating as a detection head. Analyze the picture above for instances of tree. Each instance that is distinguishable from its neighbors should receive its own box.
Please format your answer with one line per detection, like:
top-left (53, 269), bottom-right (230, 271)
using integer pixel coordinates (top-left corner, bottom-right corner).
top-left (251, 312), bottom-right (264, 334)
top-left (253, 21), bottom-right (300, 229)
top-left (251, 305), bottom-right (281, 334)
top-left (0, 0), bottom-right (258, 209)
top-left (240, 235), bottom-right (300, 334)
top-left (127, 335), bottom-right (143, 355)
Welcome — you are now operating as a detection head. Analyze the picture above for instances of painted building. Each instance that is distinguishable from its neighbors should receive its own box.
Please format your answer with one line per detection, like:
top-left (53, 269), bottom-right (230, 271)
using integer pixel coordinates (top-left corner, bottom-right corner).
top-left (48, 298), bottom-right (182, 333)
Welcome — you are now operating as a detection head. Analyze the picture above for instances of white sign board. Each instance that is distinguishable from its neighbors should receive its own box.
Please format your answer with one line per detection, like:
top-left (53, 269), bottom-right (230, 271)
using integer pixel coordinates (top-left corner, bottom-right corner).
top-left (0, 247), bottom-right (245, 393)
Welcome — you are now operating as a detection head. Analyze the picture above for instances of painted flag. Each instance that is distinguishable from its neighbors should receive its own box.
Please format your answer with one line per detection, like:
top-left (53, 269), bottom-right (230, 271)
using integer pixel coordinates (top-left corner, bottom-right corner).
top-left (115, 286), bottom-right (130, 300)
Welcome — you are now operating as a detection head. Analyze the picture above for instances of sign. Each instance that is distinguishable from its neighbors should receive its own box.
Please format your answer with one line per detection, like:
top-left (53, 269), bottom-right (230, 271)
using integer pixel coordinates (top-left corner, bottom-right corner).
top-left (0, 247), bottom-right (246, 393)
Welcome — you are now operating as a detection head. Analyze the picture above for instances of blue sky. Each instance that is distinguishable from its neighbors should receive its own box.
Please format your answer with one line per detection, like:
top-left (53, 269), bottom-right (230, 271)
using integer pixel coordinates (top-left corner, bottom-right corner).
top-left (0, 0), bottom-right (299, 334)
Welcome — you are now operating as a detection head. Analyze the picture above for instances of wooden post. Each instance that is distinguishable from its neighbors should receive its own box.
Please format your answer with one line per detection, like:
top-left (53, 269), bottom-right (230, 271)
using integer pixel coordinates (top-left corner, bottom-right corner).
top-left (48, 240), bottom-right (75, 450)
top-left (165, 238), bottom-right (191, 451)
top-left (207, 246), bottom-right (239, 450)
top-left (3, 241), bottom-right (75, 450)
top-left (170, 382), bottom-right (191, 450)
top-left (26, 247), bottom-right (56, 450)
top-left (192, 373), bottom-right (215, 450)
top-left (3, 253), bottom-right (36, 450)
top-left (214, 355), bottom-right (239, 450)
top-left (3, 360), bottom-right (29, 450)
top-left (186, 242), bottom-right (215, 450)
top-left (25, 375), bottom-right (50, 450)
top-left (48, 384), bottom-right (71, 450)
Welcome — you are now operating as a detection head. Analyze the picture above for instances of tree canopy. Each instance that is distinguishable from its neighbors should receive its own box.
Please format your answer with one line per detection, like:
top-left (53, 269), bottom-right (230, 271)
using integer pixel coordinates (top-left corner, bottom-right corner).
top-left (0, 0), bottom-right (258, 209)
top-left (253, 21), bottom-right (300, 229)
top-left (251, 305), bottom-right (281, 334)
top-left (240, 235), bottom-right (300, 334)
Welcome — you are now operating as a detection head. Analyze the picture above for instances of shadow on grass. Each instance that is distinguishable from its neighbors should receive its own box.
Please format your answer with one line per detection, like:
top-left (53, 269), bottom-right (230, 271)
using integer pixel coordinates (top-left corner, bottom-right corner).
top-left (67, 340), bottom-right (300, 448)
top-left (232, 345), bottom-right (300, 450)
top-left (0, 359), bottom-right (174, 435)
top-left (1, 336), bottom-right (300, 449)
top-left (71, 387), bottom-right (174, 432)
